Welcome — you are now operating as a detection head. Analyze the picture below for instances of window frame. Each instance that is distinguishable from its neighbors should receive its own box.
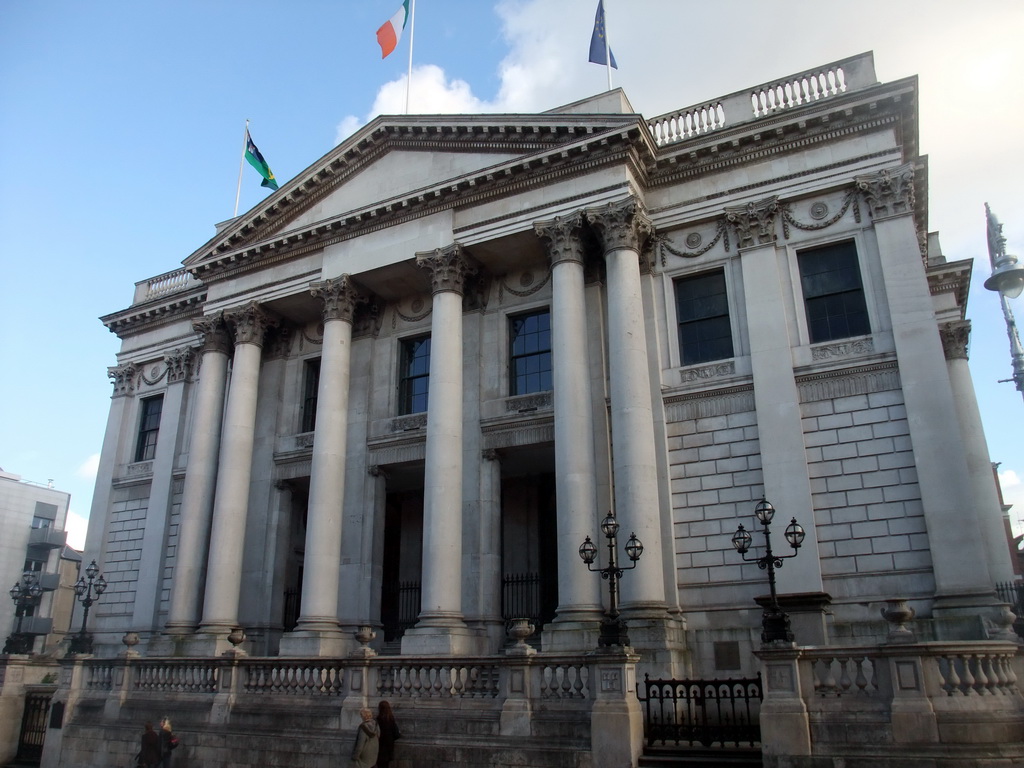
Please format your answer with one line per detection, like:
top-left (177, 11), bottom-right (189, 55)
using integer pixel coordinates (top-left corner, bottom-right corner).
top-left (134, 394), bottom-right (164, 463)
top-left (508, 308), bottom-right (553, 396)
top-left (796, 239), bottom-right (871, 344)
top-left (301, 357), bottom-right (321, 433)
top-left (398, 334), bottom-right (431, 415)
top-left (673, 268), bottom-right (735, 366)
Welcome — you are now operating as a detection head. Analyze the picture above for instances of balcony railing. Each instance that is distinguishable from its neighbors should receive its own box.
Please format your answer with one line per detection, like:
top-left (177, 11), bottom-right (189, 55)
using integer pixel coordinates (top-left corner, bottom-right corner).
top-left (28, 527), bottom-right (66, 549)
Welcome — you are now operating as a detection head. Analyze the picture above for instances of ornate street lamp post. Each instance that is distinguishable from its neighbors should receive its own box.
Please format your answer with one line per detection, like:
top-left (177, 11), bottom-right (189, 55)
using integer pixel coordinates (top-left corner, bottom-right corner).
top-left (983, 204), bottom-right (1024, 402)
top-left (731, 497), bottom-right (805, 644)
top-left (578, 510), bottom-right (644, 648)
top-left (3, 572), bottom-right (44, 654)
top-left (68, 560), bottom-right (107, 655)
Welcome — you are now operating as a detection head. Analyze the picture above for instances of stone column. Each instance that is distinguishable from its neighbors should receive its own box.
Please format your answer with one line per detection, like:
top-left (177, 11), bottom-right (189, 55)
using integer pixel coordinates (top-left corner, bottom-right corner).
top-left (166, 315), bottom-right (231, 636)
top-left (281, 276), bottom-right (365, 656)
top-left (585, 198), bottom-right (667, 616)
top-left (535, 213), bottom-right (604, 650)
top-left (401, 244), bottom-right (475, 655)
top-left (728, 197), bottom-right (827, 636)
top-left (474, 449), bottom-right (505, 650)
top-left (858, 165), bottom-right (996, 611)
top-left (199, 302), bottom-right (278, 644)
top-left (939, 321), bottom-right (1015, 584)
top-left (133, 346), bottom-right (196, 637)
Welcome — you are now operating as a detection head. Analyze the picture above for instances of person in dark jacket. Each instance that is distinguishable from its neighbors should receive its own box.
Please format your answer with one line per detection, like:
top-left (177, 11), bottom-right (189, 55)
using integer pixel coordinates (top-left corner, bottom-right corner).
top-left (375, 700), bottom-right (401, 768)
top-left (350, 707), bottom-right (379, 768)
top-left (158, 717), bottom-right (176, 767)
top-left (139, 722), bottom-right (161, 768)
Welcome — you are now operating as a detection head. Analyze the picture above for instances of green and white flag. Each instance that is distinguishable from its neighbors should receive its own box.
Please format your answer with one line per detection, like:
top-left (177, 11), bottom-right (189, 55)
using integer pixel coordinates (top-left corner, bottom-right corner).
top-left (244, 130), bottom-right (278, 190)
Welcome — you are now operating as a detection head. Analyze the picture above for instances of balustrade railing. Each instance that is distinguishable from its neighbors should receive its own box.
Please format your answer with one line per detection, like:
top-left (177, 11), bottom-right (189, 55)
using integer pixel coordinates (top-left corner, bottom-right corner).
top-left (377, 661), bottom-right (501, 699)
top-left (244, 660), bottom-right (345, 696)
top-left (935, 650), bottom-right (1019, 697)
top-left (539, 662), bottom-right (589, 699)
top-left (134, 660), bottom-right (218, 693)
top-left (808, 654), bottom-right (880, 697)
top-left (132, 268), bottom-right (198, 304)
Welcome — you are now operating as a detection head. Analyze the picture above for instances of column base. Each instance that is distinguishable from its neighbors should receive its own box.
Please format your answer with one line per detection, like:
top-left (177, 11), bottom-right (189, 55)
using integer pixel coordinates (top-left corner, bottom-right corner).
top-left (278, 629), bottom-right (350, 657)
top-left (542, 618), bottom-right (603, 653)
top-left (400, 618), bottom-right (477, 656)
top-left (617, 607), bottom-right (689, 675)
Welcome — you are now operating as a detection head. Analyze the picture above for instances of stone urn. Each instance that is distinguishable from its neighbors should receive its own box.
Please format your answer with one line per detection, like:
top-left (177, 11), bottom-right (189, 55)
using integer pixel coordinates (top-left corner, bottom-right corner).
top-left (881, 598), bottom-right (916, 643)
top-left (352, 625), bottom-right (378, 658)
top-left (224, 626), bottom-right (248, 657)
top-left (506, 618), bottom-right (536, 656)
top-left (120, 631), bottom-right (140, 657)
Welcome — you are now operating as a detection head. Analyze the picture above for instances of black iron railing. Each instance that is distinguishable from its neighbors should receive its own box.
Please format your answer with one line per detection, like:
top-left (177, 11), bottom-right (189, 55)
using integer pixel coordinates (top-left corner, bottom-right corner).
top-left (639, 675), bottom-right (763, 748)
top-left (995, 581), bottom-right (1024, 613)
top-left (282, 589), bottom-right (300, 632)
top-left (502, 572), bottom-right (540, 625)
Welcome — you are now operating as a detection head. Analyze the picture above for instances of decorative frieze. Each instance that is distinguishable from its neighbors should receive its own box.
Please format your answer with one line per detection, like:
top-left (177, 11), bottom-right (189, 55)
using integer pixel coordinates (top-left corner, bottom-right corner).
top-left (416, 243), bottom-right (477, 295)
top-left (192, 312), bottom-right (232, 356)
top-left (165, 347), bottom-right (198, 383)
top-left (781, 188), bottom-right (861, 238)
top-left (139, 363), bottom-right (168, 387)
top-left (586, 197), bottom-right (653, 254)
top-left (505, 392), bottom-right (553, 413)
top-left (126, 461), bottom-right (153, 478)
top-left (796, 362), bottom-right (901, 403)
top-left (939, 320), bottom-right (970, 361)
top-left (535, 213), bottom-right (586, 266)
top-left (108, 363), bottom-right (137, 397)
top-left (855, 163), bottom-right (915, 220)
top-left (656, 220), bottom-right (730, 264)
top-left (225, 301), bottom-right (280, 347)
top-left (294, 433), bottom-right (315, 449)
top-left (497, 269), bottom-right (550, 304)
top-left (663, 386), bottom-right (755, 423)
top-left (390, 413), bottom-right (427, 432)
top-left (725, 196), bottom-right (780, 249)
top-left (679, 361), bottom-right (736, 384)
top-left (810, 338), bottom-right (874, 361)
top-left (481, 421), bottom-right (555, 451)
top-left (310, 274), bottom-right (367, 323)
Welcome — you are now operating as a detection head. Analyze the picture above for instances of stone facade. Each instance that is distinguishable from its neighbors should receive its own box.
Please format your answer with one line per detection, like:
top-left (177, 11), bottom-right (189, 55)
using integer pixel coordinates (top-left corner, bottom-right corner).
top-left (49, 52), bottom-right (1023, 766)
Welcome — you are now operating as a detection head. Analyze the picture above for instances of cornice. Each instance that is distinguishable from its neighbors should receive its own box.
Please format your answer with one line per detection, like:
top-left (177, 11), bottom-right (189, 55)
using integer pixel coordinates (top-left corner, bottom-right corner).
top-left (187, 120), bottom-right (645, 283)
top-left (928, 257), bottom-right (972, 313)
top-left (101, 288), bottom-right (207, 338)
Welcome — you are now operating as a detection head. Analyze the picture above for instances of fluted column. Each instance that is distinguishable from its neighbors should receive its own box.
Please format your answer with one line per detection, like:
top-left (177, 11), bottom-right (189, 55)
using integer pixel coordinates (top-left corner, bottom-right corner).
top-left (858, 165), bottom-right (996, 610)
top-left (535, 214), bottom-right (604, 648)
top-left (199, 302), bottom-right (278, 641)
top-left (939, 321), bottom-right (1015, 584)
top-left (401, 244), bottom-right (475, 655)
top-left (166, 316), bottom-right (231, 635)
top-left (281, 276), bottom-right (365, 656)
top-left (586, 198), bottom-right (667, 616)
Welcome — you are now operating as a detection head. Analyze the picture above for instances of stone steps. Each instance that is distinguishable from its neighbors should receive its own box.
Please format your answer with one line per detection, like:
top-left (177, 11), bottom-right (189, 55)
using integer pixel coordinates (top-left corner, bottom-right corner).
top-left (638, 746), bottom-right (763, 768)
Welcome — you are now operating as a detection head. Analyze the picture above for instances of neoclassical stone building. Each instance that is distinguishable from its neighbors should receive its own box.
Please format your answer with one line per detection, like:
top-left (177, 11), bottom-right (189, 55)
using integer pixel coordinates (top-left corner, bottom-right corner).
top-left (84, 51), bottom-right (1015, 681)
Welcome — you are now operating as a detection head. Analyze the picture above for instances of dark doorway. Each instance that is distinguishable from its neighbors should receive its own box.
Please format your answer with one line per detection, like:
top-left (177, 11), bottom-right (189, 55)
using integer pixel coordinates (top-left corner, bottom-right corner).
top-left (381, 489), bottom-right (424, 644)
top-left (501, 470), bottom-right (558, 632)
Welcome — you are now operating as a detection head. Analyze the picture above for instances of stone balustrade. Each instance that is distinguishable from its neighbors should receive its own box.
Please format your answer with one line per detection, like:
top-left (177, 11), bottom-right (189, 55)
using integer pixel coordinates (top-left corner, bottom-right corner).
top-left (131, 267), bottom-right (198, 305)
top-left (647, 51), bottom-right (878, 146)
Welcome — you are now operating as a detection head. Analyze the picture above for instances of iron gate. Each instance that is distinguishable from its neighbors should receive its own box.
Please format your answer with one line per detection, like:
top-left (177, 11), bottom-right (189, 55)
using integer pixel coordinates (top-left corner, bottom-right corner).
top-left (638, 674), bottom-right (762, 748)
top-left (16, 690), bottom-right (52, 764)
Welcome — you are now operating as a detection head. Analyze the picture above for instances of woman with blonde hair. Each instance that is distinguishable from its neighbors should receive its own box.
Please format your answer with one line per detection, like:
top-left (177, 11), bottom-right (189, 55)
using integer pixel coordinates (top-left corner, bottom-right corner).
top-left (350, 708), bottom-right (379, 768)
top-left (158, 717), bottom-right (177, 767)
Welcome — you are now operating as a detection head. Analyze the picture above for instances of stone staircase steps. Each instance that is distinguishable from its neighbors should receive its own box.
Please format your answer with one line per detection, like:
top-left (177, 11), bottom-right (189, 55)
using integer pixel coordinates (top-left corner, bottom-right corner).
top-left (638, 746), bottom-right (763, 768)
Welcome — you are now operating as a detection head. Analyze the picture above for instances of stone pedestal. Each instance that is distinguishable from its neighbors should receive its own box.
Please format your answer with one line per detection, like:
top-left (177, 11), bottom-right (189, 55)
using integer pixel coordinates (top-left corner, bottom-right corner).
top-left (755, 645), bottom-right (812, 759)
top-left (588, 649), bottom-right (643, 768)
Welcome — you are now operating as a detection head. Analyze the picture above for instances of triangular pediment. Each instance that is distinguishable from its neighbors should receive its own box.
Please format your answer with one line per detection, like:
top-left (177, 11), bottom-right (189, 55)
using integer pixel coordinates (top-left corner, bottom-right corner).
top-left (184, 99), bottom-right (645, 281)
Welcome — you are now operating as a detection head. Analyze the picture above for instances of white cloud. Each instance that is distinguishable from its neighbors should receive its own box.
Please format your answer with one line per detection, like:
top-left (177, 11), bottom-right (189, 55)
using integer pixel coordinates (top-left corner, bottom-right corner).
top-left (1000, 469), bottom-right (1021, 488)
top-left (77, 453), bottom-right (100, 480)
top-left (64, 510), bottom-right (88, 551)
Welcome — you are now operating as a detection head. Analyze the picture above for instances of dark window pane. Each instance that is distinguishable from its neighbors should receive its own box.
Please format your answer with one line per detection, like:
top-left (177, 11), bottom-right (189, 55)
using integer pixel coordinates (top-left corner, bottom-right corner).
top-left (675, 271), bottom-right (734, 365)
top-left (798, 242), bottom-right (870, 343)
top-left (399, 336), bottom-right (431, 415)
top-left (510, 310), bottom-right (552, 396)
top-left (302, 358), bottom-right (321, 433)
top-left (135, 395), bottom-right (163, 462)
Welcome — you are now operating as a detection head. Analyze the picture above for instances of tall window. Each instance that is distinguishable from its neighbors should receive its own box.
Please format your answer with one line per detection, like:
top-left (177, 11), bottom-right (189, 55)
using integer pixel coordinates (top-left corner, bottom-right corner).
top-left (301, 358), bottom-right (321, 433)
top-left (798, 241), bottom-right (870, 343)
top-left (509, 310), bottom-right (552, 395)
top-left (675, 270), bottom-right (734, 365)
top-left (399, 336), bottom-right (431, 415)
top-left (134, 395), bottom-right (163, 462)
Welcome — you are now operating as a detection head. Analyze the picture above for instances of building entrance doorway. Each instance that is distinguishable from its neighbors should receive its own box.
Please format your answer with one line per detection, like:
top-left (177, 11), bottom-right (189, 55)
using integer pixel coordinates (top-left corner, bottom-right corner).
top-left (501, 467), bottom-right (558, 635)
top-left (380, 487), bottom-right (424, 645)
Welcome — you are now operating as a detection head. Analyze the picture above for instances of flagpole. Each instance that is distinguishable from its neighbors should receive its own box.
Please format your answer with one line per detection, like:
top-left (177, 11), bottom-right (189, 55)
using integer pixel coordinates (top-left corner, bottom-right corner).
top-left (604, 1), bottom-right (612, 90)
top-left (234, 119), bottom-right (249, 217)
top-left (405, 0), bottom-right (416, 114)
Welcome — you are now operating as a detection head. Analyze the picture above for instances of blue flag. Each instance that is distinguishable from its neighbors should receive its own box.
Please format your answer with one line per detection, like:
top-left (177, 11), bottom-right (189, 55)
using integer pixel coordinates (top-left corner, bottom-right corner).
top-left (588, 0), bottom-right (618, 69)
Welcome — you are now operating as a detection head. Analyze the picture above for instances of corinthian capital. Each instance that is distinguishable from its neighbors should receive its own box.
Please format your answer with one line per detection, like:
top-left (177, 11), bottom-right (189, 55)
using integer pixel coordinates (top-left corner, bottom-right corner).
top-left (192, 313), bottom-right (232, 356)
top-left (856, 163), bottom-right (915, 220)
top-left (585, 198), bottom-right (652, 253)
top-left (108, 363), bottom-right (137, 397)
top-left (224, 301), bottom-right (280, 347)
top-left (534, 212), bottom-right (586, 266)
top-left (310, 274), bottom-right (367, 323)
top-left (416, 243), bottom-right (477, 295)
top-left (725, 196), bottom-right (780, 249)
top-left (939, 320), bottom-right (970, 361)
top-left (165, 347), bottom-right (198, 383)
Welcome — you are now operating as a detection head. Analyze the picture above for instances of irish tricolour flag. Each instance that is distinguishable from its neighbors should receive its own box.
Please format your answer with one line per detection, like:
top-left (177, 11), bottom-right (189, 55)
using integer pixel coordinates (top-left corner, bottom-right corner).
top-left (377, 0), bottom-right (411, 59)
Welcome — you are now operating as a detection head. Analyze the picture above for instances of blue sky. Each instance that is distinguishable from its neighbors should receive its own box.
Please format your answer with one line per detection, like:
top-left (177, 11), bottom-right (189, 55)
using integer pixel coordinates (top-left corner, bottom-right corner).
top-left (2, 1), bottom-right (1023, 550)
